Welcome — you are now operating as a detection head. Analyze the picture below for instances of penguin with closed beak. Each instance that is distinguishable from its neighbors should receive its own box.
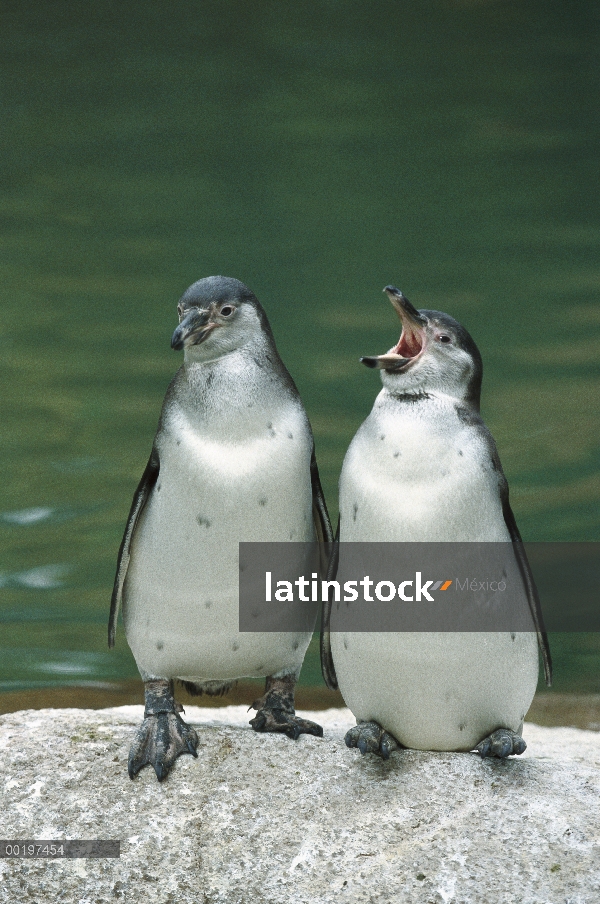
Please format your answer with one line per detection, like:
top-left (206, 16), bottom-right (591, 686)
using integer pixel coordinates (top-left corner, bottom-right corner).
top-left (110, 276), bottom-right (332, 780)
top-left (321, 286), bottom-right (551, 760)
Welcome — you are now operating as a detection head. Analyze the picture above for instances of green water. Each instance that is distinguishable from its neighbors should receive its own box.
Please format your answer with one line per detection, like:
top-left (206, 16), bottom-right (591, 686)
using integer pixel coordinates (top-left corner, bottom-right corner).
top-left (1, 1), bottom-right (598, 695)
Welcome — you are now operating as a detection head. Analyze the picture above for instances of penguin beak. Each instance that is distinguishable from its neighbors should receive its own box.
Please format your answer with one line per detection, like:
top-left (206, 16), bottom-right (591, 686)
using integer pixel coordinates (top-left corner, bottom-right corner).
top-left (360, 286), bottom-right (427, 372)
top-left (171, 308), bottom-right (217, 351)
top-left (361, 353), bottom-right (413, 372)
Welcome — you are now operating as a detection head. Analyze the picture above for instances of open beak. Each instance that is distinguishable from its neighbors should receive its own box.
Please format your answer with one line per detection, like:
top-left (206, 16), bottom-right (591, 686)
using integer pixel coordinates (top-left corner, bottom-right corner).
top-left (171, 308), bottom-right (217, 351)
top-left (361, 286), bottom-right (427, 372)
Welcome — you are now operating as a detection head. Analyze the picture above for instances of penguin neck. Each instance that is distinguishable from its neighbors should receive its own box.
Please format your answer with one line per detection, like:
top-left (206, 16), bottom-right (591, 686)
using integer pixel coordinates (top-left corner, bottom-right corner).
top-left (378, 387), bottom-right (479, 420)
top-left (173, 335), bottom-right (298, 438)
top-left (381, 368), bottom-right (481, 413)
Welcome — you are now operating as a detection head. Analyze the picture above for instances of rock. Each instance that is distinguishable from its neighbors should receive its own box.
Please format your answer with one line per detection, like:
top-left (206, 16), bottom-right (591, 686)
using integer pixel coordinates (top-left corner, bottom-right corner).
top-left (1, 705), bottom-right (599, 903)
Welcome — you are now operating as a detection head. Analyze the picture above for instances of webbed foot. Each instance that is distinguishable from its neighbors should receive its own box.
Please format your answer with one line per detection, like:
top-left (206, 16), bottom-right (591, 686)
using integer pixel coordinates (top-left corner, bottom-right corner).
top-left (250, 708), bottom-right (323, 739)
top-left (129, 679), bottom-right (199, 781)
top-left (345, 721), bottom-right (400, 760)
top-left (249, 673), bottom-right (323, 740)
top-left (475, 728), bottom-right (526, 759)
top-left (128, 712), bottom-right (199, 781)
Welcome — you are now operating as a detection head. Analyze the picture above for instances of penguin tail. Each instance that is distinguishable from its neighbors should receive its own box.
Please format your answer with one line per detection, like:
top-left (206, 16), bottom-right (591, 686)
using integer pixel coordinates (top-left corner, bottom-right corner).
top-left (177, 679), bottom-right (237, 697)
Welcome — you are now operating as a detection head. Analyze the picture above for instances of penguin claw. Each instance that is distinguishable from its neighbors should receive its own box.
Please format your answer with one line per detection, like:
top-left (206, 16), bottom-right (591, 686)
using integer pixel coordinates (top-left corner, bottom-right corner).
top-left (249, 707), bottom-right (323, 739)
top-left (357, 737), bottom-right (370, 756)
top-left (286, 723), bottom-right (301, 741)
top-left (250, 711), bottom-right (267, 732)
top-left (128, 712), bottom-right (199, 781)
top-left (380, 734), bottom-right (396, 761)
top-left (345, 721), bottom-right (400, 759)
top-left (477, 738), bottom-right (491, 759)
top-left (475, 728), bottom-right (526, 759)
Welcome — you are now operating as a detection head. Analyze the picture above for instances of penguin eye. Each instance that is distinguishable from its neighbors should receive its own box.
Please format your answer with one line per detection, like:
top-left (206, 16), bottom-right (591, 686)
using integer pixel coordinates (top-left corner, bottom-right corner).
top-left (439, 335), bottom-right (451, 344)
top-left (220, 305), bottom-right (235, 318)
top-left (177, 304), bottom-right (184, 319)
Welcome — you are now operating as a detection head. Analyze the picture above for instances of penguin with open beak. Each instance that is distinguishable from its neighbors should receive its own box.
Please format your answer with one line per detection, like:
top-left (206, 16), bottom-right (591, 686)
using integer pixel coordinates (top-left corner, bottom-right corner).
top-left (110, 276), bottom-right (332, 780)
top-left (321, 286), bottom-right (551, 760)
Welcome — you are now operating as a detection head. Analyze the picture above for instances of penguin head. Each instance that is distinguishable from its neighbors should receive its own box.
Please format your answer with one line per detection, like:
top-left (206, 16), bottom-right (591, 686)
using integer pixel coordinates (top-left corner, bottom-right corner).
top-left (361, 286), bottom-right (483, 408)
top-left (171, 276), bottom-right (272, 361)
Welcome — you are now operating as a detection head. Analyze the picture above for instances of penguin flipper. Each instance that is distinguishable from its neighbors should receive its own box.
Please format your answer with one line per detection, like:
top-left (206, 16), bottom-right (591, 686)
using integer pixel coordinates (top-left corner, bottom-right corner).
top-left (501, 496), bottom-right (553, 687)
top-left (319, 517), bottom-right (340, 691)
top-left (310, 447), bottom-right (334, 552)
top-left (456, 405), bottom-right (552, 688)
top-left (108, 446), bottom-right (160, 648)
top-left (309, 448), bottom-right (339, 690)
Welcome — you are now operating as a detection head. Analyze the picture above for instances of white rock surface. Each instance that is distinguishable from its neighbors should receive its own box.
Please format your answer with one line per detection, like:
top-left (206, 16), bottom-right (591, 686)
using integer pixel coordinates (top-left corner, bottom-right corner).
top-left (1, 705), bottom-right (599, 903)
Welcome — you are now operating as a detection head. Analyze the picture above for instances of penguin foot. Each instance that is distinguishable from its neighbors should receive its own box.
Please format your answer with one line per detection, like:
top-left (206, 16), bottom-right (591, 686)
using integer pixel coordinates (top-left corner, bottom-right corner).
top-left (128, 711), bottom-right (199, 781)
top-left (128, 678), bottom-right (199, 781)
top-left (345, 721), bottom-right (400, 760)
top-left (250, 708), bottom-right (323, 739)
top-left (475, 728), bottom-right (526, 759)
top-left (249, 673), bottom-right (323, 740)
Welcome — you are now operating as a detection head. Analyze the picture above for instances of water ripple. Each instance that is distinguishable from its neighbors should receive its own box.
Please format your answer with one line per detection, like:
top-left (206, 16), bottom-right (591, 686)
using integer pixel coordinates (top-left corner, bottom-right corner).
top-left (0, 564), bottom-right (72, 590)
top-left (1, 507), bottom-right (55, 526)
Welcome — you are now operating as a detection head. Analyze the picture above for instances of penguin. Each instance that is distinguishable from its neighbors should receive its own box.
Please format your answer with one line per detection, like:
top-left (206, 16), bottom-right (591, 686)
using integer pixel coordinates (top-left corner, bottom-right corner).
top-left (110, 276), bottom-right (333, 781)
top-left (321, 285), bottom-right (551, 760)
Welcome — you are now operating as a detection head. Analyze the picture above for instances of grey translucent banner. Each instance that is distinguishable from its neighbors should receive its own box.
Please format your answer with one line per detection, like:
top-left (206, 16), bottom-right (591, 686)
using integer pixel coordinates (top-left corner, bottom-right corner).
top-left (0, 840), bottom-right (120, 858)
top-left (238, 542), bottom-right (600, 632)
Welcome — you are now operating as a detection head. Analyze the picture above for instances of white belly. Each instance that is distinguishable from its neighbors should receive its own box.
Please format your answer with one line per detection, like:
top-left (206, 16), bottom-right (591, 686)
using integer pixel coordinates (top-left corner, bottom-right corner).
top-left (331, 631), bottom-right (538, 750)
top-left (123, 404), bottom-right (315, 681)
top-left (333, 393), bottom-right (539, 750)
top-left (339, 401), bottom-right (510, 543)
